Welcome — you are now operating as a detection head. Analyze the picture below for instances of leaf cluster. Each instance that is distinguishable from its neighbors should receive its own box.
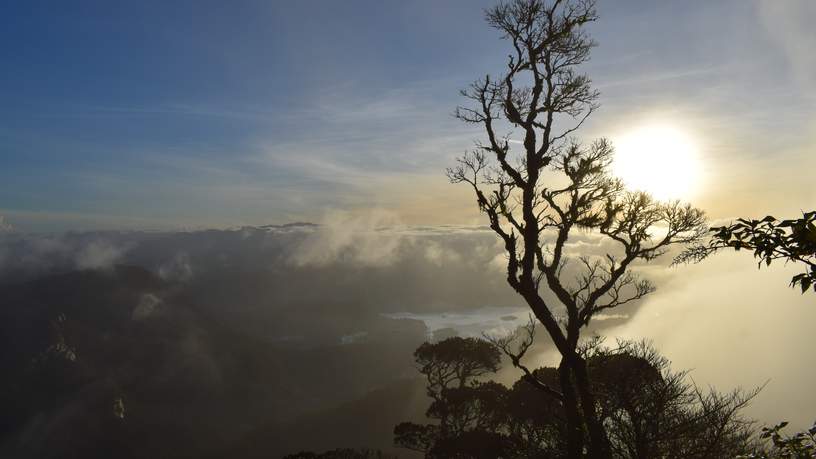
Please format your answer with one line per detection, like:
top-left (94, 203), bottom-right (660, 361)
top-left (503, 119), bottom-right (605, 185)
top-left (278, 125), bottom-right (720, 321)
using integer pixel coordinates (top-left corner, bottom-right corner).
top-left (675, 211), bottom-right (816, 293)
top-left (738, 421), bottom-right (816, 459)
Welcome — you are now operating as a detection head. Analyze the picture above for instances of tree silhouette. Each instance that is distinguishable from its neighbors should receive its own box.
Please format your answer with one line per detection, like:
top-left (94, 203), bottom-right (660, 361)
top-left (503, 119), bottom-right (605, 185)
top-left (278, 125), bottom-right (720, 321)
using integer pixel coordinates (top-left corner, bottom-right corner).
top-left (395, 337), bottom-right (760, 458)
top-left (395, 337), bottom-right (502, 455)
top-left (448, 1), bottom-right (706, 456)
top-left (675, 211), bottom-right (816, 293)
top-left (414, 337), bottom-right (501, 398)
top-left (739, 421), bottom-right (816, 459)
top-left (588, 340), bottom-right (759, 458)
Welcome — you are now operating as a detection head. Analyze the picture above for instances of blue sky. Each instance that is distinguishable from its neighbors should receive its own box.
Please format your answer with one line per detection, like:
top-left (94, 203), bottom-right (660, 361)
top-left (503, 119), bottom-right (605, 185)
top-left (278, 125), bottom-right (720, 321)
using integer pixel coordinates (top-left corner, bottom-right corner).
top-left (2, 0), bottom-right (815, 429)
top-left (1, 0), bottom-right (814, 231)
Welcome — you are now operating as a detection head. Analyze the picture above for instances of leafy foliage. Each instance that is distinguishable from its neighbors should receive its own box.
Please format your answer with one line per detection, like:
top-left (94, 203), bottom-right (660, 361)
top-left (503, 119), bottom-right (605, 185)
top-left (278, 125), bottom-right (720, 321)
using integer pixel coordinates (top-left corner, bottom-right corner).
top-left (739, 421), bottom-right (816, 459)
top-left (675, 211), bottom-right (816, 293)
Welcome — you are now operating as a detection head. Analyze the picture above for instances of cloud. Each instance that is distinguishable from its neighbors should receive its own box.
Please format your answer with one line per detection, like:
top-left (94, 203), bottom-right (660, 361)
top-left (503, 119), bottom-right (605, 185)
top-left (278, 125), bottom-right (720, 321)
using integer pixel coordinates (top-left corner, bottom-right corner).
top-left (0, 232), bottom-right (132, 279)
top-left (289, 209), bottom-right (407, 267)
top-left (0, 215), bottom-right (13, 233)
top-left (423, 239), bottom-right (462, 266)
top-left (3, 219), bottom-right (811, 433)
top-left (607, 251), bottom-right (816, 430)
top-left (132, 293), bottom-right (162, 320)
top-left (74, 240), bottom-right (125, 270)
top-left (14, 235), bottom-right (72, 273)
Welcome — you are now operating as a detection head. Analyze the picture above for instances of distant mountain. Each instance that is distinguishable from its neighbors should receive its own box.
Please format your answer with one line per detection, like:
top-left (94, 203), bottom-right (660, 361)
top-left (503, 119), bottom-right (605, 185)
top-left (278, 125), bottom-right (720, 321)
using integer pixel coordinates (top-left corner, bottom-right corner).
top-left (220, 378), bottom-right (428, 459)
top-left (0, 225), bottom-right (586, 457)
top-left (0, 265), bottom-right (429, 458)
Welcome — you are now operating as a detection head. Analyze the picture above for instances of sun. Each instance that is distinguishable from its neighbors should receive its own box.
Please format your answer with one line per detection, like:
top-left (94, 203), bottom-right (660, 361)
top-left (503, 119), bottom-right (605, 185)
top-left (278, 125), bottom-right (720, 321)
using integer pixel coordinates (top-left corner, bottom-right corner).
top-left (612, 124), bottom-right (703, 202)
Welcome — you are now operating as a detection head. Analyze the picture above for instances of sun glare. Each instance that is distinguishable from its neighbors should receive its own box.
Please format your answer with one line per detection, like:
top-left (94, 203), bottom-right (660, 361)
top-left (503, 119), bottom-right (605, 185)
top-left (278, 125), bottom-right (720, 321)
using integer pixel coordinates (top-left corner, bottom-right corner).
top-left (612, 124), bottom-right (703, 202)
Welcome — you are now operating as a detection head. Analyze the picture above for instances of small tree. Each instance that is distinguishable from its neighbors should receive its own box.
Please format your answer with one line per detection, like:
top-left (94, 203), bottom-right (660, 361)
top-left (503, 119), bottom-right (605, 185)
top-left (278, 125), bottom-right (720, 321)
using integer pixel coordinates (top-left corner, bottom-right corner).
top-left (449, 1), bottom-right (707, 457)
top-left (413, 337), bottom-right (501, 397)
top-left (395, 337), bottom-right (502, 456)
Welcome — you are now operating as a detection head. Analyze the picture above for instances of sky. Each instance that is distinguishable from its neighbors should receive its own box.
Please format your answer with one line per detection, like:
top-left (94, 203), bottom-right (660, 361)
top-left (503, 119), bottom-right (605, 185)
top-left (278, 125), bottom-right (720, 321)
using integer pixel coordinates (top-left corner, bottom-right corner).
top-left (0, 0), bottom-right (815, 433)
top-left (1, 0), bottom-right (814, 231)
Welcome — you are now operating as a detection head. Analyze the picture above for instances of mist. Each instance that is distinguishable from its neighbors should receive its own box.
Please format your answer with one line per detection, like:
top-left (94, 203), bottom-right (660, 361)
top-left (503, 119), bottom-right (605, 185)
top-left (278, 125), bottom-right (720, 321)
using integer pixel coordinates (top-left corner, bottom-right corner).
top-left (2, 0), bottom-right (814, 457)
top-left (2, 215), bottom-right (811, 456)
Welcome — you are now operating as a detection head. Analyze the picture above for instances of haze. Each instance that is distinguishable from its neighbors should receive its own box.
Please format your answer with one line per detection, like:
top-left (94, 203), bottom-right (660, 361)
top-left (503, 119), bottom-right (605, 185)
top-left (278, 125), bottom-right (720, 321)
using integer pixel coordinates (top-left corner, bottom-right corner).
top-left (0, 1), bottom-right (814, 457)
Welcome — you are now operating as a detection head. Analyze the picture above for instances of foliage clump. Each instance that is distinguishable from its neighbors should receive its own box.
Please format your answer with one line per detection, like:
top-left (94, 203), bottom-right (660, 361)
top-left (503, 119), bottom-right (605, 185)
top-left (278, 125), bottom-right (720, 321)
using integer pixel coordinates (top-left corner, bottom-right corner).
top-left (676, 211), bottom-right (816, 293)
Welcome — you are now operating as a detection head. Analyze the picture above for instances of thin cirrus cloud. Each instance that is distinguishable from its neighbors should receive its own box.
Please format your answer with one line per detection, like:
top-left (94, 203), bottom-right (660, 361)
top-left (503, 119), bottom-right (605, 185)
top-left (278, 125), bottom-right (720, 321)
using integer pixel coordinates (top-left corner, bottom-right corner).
top-left (0, 0), bottom-right (813, 231)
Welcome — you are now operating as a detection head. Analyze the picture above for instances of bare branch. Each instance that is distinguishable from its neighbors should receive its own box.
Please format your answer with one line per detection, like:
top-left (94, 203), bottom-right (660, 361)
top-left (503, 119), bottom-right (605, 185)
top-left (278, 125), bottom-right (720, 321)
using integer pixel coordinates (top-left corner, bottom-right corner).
top-left (484, 315), bottom-right (564, 401)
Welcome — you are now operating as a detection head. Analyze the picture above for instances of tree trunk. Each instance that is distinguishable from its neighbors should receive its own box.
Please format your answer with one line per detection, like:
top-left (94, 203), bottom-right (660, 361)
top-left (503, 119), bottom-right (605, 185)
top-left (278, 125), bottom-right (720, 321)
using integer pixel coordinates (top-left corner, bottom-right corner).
top-left (571, 355), bottom-right (612, 459)
top-left (558, 358), bottom-right (584, 459)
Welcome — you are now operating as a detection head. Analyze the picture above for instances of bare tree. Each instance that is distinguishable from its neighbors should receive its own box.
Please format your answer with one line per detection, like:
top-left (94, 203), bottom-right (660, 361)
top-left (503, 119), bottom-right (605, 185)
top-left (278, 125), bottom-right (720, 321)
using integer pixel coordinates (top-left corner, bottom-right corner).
top-left (449, 1), bottom-right (707, 457)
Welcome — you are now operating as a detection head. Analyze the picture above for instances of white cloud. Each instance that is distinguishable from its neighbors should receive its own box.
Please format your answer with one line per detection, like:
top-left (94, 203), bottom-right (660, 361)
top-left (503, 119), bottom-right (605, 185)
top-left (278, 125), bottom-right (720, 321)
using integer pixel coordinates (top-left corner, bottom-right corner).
top-left (75, 240), bottom-right (124, 270)
top-left (289, 209), bottom-right (407, 267)
top-left (423, 239), bottom-right (462, 266)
